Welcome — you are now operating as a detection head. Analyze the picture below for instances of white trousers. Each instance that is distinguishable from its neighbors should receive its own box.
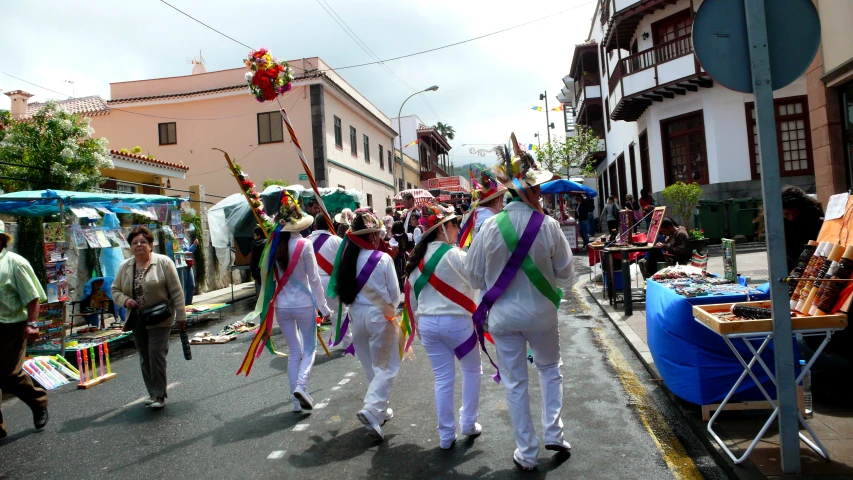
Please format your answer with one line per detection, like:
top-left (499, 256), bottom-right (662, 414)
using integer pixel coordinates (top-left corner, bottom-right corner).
top-left (329, 296), bottom-right (353, 350)
top-left (275, 306), bottom-right (317, 395)
top-left (349, 303), bottom-right (400, 424)
top-left (419, 314), bottom-right (482, 444)
top-left (491, 323), bottom-right (565, 467)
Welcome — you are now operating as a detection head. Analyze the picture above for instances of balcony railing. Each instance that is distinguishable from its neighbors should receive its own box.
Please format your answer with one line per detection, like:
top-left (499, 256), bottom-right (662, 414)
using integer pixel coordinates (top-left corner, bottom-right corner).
top-left (621, 34), bottom-right (693, 76)
top-left (575, 74), bottom-right (601, 102)
top-left (609, 62), bottom-right (622, 94)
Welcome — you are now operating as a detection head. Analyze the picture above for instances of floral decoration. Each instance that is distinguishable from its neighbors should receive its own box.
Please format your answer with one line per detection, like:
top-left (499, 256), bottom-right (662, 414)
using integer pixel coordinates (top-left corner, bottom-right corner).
top-left (228, 163), bottom-right (273, 232)
top-left (244, 48), bottom-right (295, 103)
top-left (688, 228), bottom-right (705, 240)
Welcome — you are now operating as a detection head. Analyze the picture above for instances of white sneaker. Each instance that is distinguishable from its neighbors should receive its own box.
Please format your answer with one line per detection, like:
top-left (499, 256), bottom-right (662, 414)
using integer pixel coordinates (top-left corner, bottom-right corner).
top-left (357, 409), bottom-right (384, 440)
top-left (150, 398), bottom-right (166, 410)
top-left (512, 450), bottom-right (537, 471)
top-left (293, 386), bottom-right (314, 410)
top-left (144, 397), bottom-right (155, 407)
top-left (292, 398), bottom-right (303, 413)
top-left (461, 423), bottom-right (482, 438)
top-left (545, 440), bottom-right (572, 454)
top-left (440, 435), bottom-right (457, 450)
top-left (382, 408), bottom-right (393, 426)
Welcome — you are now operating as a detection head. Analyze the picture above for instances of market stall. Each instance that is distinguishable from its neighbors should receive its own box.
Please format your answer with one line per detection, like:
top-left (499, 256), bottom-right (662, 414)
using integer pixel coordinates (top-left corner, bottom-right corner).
top-left (0, 189), bottom-right (184, 363)
top-left (540, 179), bottom-right (597, 251)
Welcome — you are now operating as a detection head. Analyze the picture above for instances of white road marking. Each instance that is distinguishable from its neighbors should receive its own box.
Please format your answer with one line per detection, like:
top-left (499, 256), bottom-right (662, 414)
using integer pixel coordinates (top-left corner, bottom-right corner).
top-left (331, 386), bottom-right (341, 391)
top-left (337, 378), bottom-right (350, 385)
top-left (293, 424), bottom-right (309, 432)
top-left (314, 398), bottom-right (331, 409)
top-left (345, 372), bottom-right (356, 377)
top-left (93, 382), bottom-right (181, 422)
top-left (268, 450), bottom-right (285, 459)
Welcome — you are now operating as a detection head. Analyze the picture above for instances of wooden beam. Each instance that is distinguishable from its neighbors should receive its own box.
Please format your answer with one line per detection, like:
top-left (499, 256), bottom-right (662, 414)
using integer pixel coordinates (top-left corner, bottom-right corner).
top-left (657, 90), bottom-right (675, 99)
top-left (643, 93), bottom-right (664, 102)
top-left (679, 82), bottom-right (699, 92)
top-left (664, 86), bottom-right (687, 95)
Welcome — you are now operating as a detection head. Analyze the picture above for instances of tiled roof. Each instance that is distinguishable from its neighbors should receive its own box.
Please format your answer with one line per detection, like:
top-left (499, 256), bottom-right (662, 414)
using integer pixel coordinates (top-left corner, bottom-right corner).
top-left (109, 149), bottom-right (189, 171)
top-left (108, 71), bottom-right (325, 104)
top-left (576, 39), bottom-right (597, 48)
top-left (26, 95), bottom-right (110, 117)
top-left (4, 90), bottom-right (34, 98)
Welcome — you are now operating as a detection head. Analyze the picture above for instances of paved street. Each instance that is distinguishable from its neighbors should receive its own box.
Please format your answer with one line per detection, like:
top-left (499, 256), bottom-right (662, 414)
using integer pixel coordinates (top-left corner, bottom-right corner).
top-left (1, 260), bottom-right (727, 479)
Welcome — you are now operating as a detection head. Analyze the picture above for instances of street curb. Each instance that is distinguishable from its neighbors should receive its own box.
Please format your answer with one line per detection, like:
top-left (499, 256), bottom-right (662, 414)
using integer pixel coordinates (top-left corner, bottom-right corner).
top-left (577, 278), bottom-right (765, 480)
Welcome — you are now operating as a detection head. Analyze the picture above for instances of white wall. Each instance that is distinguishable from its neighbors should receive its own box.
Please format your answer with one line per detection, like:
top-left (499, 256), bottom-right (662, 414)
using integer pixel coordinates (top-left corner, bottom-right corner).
top-left (392, 115), bottom-right (424, 162)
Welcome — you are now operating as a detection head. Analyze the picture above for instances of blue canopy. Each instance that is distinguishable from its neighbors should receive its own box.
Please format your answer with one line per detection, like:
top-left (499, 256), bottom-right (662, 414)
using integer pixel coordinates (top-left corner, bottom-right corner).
top-left (540, 179), bottom-right (597, 197)
top-left (0, 189), bottom-right (181, 218)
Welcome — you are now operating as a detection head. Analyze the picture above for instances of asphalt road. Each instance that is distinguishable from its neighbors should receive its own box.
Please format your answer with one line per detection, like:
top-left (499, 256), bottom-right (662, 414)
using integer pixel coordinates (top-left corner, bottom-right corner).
top-left (1, 258), bottom-right (728, 479)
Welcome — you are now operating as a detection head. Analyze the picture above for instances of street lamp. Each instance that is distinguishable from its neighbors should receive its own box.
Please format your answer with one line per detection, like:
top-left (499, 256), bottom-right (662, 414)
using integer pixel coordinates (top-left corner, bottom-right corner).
top-left (396, 85), bottom-right (439, 193)
top-left (539, 92), bottom-right (553, 145)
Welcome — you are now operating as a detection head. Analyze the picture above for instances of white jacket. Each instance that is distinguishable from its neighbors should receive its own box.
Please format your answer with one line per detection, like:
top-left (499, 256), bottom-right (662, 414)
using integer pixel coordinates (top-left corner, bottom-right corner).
top-left (408, 241), bottom-right (478, 317)
top-left (352, 249), bottom-right (401, 315)
top-left (307, 230), bottom-right (342, 297)
top-left (465, 201), bottom-right (573, 332)
top-left (273, 235), bottom-right (331, 316)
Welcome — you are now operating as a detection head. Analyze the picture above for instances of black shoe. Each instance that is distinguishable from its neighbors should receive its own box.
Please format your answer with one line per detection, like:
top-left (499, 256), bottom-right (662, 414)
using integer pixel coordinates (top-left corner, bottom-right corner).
top-left (0, 429), bottom-right (7, 440)
top-left (33, 407), bottom-right (49, 430)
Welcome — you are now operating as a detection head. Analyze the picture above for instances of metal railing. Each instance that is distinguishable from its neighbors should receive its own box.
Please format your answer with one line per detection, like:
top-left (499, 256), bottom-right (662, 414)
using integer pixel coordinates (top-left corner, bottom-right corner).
top-left (621, 34), bottom-right (693, 76)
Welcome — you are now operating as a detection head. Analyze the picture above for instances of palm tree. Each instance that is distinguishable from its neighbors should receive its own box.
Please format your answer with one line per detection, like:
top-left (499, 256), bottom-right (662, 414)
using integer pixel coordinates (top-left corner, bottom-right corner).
top-left (434, 122), bottom-right (455, 140)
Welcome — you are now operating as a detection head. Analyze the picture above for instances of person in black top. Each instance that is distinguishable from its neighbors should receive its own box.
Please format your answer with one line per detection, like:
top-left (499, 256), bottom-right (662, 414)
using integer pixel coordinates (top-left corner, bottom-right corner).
top-left (576, 194), bottom-right (591, 248)
top-left (299, 198), bottom-right (321, 237)
top-left (782, 185), bottom-right (824, 272)
top-left (249, 226), bottom-right (266, 296)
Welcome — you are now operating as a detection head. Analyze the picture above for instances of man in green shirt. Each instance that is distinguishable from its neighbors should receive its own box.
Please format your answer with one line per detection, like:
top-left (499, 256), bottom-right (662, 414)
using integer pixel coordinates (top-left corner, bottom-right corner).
top-left (0, 220), bottom-right (49, 439)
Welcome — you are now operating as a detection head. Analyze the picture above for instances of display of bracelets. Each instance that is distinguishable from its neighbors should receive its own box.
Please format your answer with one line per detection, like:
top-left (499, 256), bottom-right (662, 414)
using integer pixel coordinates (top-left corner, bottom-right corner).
top-left (667, 283), bottom-right (763, 298)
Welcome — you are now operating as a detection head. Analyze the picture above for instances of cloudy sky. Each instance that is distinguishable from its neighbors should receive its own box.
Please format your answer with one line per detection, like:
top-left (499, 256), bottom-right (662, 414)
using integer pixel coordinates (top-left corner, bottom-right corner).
top-left (0, 0), bottom-right (596, 169)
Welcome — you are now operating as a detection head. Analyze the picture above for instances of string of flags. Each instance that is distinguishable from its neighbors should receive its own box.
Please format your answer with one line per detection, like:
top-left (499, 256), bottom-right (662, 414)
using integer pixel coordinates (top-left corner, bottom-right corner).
top-left (531, 106), bottom-right (564, 112)
top-left (404, 139), bottom-right (419, 148)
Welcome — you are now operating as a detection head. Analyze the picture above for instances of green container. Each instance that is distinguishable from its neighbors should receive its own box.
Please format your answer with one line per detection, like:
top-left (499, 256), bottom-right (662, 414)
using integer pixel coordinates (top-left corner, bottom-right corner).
top-left (724, 198), bottom-right (761, 239)
top-left (695, 200), bottom-right (725, 240)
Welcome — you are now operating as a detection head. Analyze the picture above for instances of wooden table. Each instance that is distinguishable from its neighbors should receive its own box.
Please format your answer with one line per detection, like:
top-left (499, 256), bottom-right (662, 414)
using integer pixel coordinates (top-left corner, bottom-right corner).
top-left (602, 245), bottom-right (655, 315)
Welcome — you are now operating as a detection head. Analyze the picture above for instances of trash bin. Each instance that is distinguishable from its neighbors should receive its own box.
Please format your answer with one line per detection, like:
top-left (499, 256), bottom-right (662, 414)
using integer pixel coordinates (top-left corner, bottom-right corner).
top-left (725, 198), bottom-right (761, 240)
top-left (695, 200), bottom-right (725, 240)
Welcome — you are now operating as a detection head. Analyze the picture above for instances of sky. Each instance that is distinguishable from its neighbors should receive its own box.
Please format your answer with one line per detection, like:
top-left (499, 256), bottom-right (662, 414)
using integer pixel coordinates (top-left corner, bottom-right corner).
top-left (0, 0), bottom-right (596, 170)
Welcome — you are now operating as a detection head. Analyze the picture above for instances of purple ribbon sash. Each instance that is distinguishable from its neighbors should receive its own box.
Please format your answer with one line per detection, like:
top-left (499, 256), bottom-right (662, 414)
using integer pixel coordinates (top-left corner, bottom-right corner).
top-left (453, 330), bottom-right (478, 360)
top-left (328, 250), bottom-right (383, 349)
top-left (312, 232), bottom-right (331, 254)
top-left (468, 211), bottom-right (546, 383)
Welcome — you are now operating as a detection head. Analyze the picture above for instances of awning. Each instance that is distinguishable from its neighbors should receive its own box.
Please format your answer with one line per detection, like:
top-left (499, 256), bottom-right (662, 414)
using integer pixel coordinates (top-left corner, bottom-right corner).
top-left (0, 189), bottom-right (181, 218)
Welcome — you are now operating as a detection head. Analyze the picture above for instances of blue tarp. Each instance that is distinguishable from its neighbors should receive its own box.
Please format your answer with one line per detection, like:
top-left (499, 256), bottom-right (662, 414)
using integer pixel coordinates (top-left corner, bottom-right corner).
top-left (540, 179), bottom-right (597, 197)
top-left (645, 279), bottom-right (798, 405)
top-left (0, 189), bottom-right (180, 218)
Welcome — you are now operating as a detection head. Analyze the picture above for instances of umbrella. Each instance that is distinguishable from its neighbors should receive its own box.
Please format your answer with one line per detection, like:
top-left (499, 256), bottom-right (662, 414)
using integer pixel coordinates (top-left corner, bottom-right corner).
top-left (540, 179), bottom-right (597, 197)
top-left (393, 189), bottom-right (434, 206)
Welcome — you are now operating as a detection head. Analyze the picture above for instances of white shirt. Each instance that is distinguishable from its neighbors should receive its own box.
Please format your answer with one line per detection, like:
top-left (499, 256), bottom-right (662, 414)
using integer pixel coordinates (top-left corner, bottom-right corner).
top-left (353, 249), bottom-right (401, 309)
top-left (408, 241), bottom-right (478, 317)
top-left (307, 230), bottom-right (341, 298)
top-left (273, 235), bottom-right (331, 315)
top-left (465, 201), bottom-right (574, 333)
top-left (473, 206), bottom-right (496, 236)
top-left (383, 215), bottom-right (394, 240)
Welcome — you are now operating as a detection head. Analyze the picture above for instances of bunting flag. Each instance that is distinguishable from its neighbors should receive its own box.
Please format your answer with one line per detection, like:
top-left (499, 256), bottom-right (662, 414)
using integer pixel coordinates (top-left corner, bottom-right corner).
top-left (404, 139), bottom-right (419, 148)
top-left (531, 106), bottom-right (543, 111)
top-left (527, 144), bottom-right (538, 151)
top-left (551, 105), bottom-right (564, 112)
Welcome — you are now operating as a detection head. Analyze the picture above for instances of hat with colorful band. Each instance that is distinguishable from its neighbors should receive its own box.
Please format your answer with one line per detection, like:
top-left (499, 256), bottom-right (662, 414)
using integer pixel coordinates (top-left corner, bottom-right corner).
top-left (419, 203), bottom-right (459, 240)
top-left (494, 132), bottom-right (555, 190)
top-left (349, 210), bottom-right (383, 235)
top-left (277, 192), bottom-right (313, 232)
top-left (470, 167), bottom-right (507, 205)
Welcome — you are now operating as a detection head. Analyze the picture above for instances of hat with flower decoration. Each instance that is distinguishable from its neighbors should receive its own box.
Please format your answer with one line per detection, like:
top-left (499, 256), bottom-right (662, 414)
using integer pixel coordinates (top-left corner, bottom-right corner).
top-left (276, 192), bottom-right (314, 232)
top-left (419, 203), bottom-right (459, 240)
top-left (349, 209), bottom-right (384, 235)
top-left (494, 132), bottom-right (556, 190)
top-left (470, 167), bottom-right (507, 205)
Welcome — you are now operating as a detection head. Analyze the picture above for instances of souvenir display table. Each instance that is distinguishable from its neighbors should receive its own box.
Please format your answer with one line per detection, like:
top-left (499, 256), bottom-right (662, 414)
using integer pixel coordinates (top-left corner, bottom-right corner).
top-left (185, 304), bottom-right (229, 324)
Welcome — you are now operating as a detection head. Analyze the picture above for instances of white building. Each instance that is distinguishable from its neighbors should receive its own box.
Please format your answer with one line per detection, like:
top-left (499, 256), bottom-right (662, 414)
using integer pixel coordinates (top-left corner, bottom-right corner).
top-left (570, 0), bottom-right (815, 204)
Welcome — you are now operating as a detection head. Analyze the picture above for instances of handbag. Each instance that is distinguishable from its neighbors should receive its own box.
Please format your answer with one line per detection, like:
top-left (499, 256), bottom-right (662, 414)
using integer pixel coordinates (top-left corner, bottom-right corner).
top-left (132, 261), bottom-right (172, 326)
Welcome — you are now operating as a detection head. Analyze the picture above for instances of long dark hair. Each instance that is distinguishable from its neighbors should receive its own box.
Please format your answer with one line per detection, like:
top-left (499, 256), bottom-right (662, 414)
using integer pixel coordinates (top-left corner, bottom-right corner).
top-left (335, 215), bottom-right (372, 305)
top-left (274, 231), bottom-right (292, 272)
top-left (403, 218), bottom-right (458, 277)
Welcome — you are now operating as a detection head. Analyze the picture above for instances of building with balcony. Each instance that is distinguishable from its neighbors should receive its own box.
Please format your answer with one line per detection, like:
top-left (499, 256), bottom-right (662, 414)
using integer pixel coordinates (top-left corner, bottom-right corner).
top-left (392, 114), bottom-right (453, 186)
top-left (575, 0), bottom-right (815, 204)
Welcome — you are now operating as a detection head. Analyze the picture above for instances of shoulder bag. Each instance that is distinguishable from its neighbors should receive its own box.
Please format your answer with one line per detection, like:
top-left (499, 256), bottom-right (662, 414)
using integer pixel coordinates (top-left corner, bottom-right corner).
top-left (133, 261), bottom-right (172, 326)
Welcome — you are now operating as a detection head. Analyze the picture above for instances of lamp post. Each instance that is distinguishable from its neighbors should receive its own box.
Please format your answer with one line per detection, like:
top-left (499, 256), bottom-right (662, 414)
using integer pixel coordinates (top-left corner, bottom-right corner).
top-left (539, 92), bottom-right (555, 145)
top-left (396, 85), bottom-right (439, 193)
top-left (534, 132), bottom-right (541, 151)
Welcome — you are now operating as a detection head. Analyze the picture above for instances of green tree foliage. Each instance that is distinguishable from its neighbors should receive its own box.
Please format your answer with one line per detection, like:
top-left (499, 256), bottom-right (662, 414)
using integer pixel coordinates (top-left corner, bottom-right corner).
top-left (662, 181), bottom-right (703, 230)
top-left (262, 178), bottom-right (288, 189)
top-left (0, 100), bottom-right (112, 193)
top-left (534, 127), bottom-right (603, 177)
top-left (434, 122), bottom-right (455, 140)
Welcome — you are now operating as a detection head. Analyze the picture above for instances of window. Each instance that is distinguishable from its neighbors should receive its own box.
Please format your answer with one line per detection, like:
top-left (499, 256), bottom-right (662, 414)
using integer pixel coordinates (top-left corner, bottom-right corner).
top-left (388, 151), bottom-right (393, 172)
top-left (407, 182), bottom-right (412, 190)
top-left (257, 112), bottom-right (284, 144)
top-left (653, 9), bottom-right (692, 45)
top-left (639, 131), bottom-right (652, 193)
top-left (386, 197), bottom-right (391, 207)
top-left (366, 193), bottom-right (373, 208)
top-left (746, 97), bottom-right (813, 178)
top-left (334, 116), bottom-right (342, 148)
top-left (398, 178), bottom-right (404, 191)
top-left (350, 126), bottom-right (357, 155)
top-left (605, 98), bottom-right (611, 132)
top-left (363, 135), bottom-right (370, 163)
top-left (158, 122), bottom-right (177, 145)
top-left (379, 145), bottom-right (384, 169)
top-left (116, 182), bottom-right (137, 194)
top-left (662, 111), bottom-right (708, 185)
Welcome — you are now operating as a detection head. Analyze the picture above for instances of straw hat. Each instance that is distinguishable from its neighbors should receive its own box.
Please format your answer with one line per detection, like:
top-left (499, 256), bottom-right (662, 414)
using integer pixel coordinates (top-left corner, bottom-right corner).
top-left (277, 193), bottom-right (313, 232)
top-left (419, 203), bottom-right (459, 239)
top-left (494, 133), bottom-right (555, 190)
top-left (0, 220), bottom-right (11, 243)
top-left (349, 210), bottom-right (384, 236)
top-left (334, 208), bottom-right (353, 226)
top-left (471, 168), bottom-right (507, 205)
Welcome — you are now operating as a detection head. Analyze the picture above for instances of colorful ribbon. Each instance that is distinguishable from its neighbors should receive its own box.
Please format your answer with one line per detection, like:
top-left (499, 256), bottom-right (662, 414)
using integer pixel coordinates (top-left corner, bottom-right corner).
top-left (495, 211), bottom-right (562, 308)
top-left (312, 233), bottom-right (334, 275)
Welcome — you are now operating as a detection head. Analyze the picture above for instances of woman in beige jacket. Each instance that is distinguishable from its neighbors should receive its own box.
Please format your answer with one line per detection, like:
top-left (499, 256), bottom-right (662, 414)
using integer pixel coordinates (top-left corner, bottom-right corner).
top-left (112, 226), bottom-right (186, 409)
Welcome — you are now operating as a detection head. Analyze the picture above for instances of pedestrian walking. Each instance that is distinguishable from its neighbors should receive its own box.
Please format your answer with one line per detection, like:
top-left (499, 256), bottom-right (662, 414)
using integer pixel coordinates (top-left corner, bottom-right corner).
top-left (264, 198), bottom-right (331, 412)
top-left (181, 235), bottom-right (199, 306)
top-left (466, 142), bottom-right (573, 471)
top-left (604, 196), bottom-right (620, 242)
top-left (308, 213), bottom-right (351, 351)
top-left (112, 226), bottom-right (186, 410)
top-left (332, 211), bottom-right (400, 440)
top-left (459, 170), bottom-right (506, 248)
top-left (389, 221), bottom-right (408, 292)
top-left (0, 220), bottom-right (49, 438)
top-left (404, 204), bottom-right (483, 449)
top-left (576, 194), bottom-right (592, 248)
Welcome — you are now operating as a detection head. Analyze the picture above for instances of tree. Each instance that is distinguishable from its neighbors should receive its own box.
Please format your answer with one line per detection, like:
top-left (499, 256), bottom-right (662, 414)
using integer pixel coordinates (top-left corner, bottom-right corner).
top-left (662, 181), bottom-right (703, 230)
top-left (566, 126), bottom-right (603, 177)
top-left (535, 137), bottom-right (569, 174)
top-left (262, 178), bottom-right (289, 189)
top-left (0, 100), bottom-right (112, 193)
top-left (434, 122), bottom-right (455, 140)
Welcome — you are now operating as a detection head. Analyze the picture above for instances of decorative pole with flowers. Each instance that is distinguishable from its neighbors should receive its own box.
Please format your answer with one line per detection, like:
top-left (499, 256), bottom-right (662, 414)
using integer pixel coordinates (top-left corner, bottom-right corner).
top-left (213, 149), bottom-right (274, 238)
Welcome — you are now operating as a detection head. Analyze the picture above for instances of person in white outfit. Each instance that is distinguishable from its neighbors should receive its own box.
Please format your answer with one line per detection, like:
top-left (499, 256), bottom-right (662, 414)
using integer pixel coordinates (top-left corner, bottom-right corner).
top-left (270, 198), bottom-right (331, 413)
top-left (307, 213), bottom-right (352, 351)
top-left (333, 211), bottom-right (401, 440)
top-left (466, 139), bottom-right (574, 471)
top-left (405, 203), bottom-right (483, 450)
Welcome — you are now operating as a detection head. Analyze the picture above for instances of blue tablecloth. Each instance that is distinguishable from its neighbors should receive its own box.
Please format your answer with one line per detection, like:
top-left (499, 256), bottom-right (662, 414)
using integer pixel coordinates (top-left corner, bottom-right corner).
top-left (645, 279), bottom-right (794, 405)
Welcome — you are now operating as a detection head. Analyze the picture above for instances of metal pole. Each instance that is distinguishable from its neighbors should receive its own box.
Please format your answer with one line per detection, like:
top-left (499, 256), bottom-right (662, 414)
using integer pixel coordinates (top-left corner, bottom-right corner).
top-left (744, 0), bottom-right (800, 472)
top-left (397, 92), bottom-right (421, 193)
top-left (543, 91), bottom-right (552, 145)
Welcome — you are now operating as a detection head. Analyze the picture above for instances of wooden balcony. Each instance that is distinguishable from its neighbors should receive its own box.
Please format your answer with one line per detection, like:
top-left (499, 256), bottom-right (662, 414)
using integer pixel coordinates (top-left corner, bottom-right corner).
top-left (607, 33), bottom-right (713, 122)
